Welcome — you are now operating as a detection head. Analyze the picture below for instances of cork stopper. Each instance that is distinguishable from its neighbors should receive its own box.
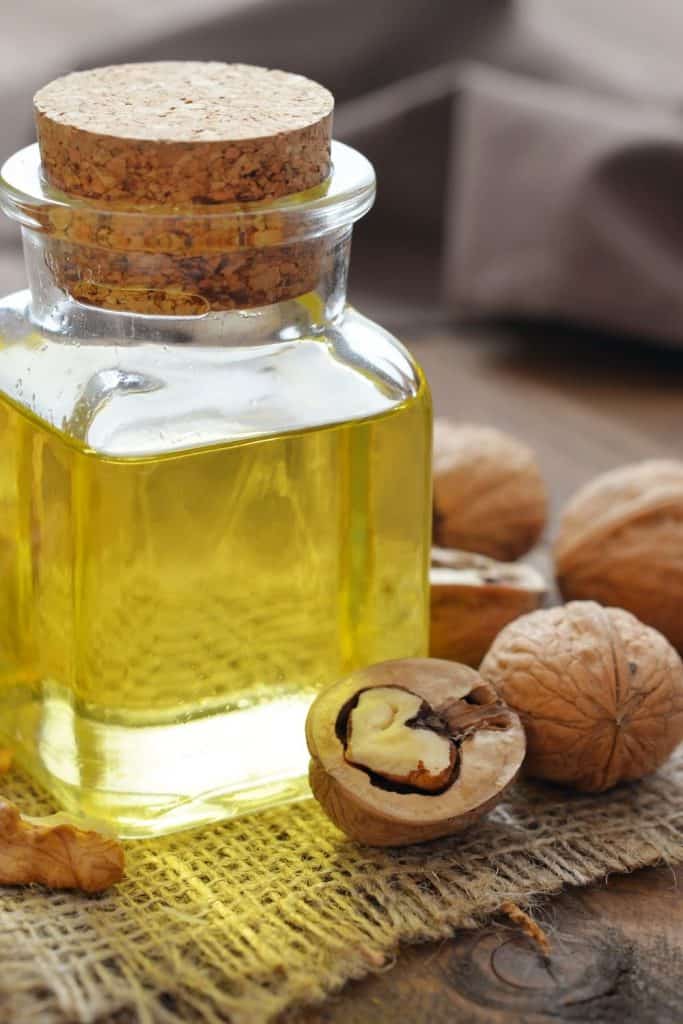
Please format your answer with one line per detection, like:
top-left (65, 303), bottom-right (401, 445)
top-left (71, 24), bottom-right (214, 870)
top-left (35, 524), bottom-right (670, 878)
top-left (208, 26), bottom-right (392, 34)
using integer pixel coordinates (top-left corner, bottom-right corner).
top-left (34, 62), bottom-right (334, 204)
top-left (21, 62), bottom-right (345, 314)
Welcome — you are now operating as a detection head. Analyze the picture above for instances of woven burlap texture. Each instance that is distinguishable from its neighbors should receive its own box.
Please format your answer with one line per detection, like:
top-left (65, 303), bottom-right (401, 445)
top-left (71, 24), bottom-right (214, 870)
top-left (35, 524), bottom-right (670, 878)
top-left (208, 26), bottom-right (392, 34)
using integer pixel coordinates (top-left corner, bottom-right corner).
top-left (1, 751), bottom-right (682, 1024)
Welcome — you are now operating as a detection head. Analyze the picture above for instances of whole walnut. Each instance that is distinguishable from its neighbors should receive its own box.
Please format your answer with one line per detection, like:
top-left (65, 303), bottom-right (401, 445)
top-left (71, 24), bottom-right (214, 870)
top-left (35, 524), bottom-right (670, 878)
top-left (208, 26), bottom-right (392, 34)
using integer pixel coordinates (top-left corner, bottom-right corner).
top-left (555, 460), bottom-right (683, 651)
top-left (433, 421), bottom-right (547, 560)
top-left (480, 601), bottom-right (683, 792)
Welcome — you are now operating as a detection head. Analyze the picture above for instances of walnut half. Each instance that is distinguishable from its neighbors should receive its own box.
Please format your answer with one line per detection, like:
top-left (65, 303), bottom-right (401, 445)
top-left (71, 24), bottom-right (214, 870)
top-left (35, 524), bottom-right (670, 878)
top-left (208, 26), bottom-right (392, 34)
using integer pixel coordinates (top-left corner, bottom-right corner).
top-left (306, 658), bottom-right (525, 846)
top-left (430, 547), bottom-right (546, 666)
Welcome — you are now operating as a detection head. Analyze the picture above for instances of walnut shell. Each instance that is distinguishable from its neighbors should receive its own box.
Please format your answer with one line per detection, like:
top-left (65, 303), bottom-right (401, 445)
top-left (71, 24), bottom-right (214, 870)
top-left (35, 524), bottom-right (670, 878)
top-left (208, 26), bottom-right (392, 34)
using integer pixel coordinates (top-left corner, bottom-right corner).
top-left (433, 421), bottom-right (547, 560)
top-left (306, 658), bottom-right (525, 846)
top-left (555, 460), bottom-right (683, 651)
top-left (430, 548), bottom-right (546, 666)
top-left (480, 601), bottom-right (683, 792)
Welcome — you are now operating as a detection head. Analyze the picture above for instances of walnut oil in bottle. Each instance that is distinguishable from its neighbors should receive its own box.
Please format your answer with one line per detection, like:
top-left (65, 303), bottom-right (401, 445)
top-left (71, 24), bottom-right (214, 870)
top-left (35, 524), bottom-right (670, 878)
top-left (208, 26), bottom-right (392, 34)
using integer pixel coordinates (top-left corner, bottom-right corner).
top-left (0, 63), bottom-right (431, 836)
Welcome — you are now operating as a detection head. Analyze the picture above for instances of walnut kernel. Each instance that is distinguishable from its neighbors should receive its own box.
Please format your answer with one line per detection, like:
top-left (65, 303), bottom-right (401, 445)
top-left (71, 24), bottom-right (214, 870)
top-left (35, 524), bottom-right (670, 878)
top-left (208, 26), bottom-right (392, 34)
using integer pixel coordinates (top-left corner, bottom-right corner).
top-left (0, 799), bottom-right (125, 892)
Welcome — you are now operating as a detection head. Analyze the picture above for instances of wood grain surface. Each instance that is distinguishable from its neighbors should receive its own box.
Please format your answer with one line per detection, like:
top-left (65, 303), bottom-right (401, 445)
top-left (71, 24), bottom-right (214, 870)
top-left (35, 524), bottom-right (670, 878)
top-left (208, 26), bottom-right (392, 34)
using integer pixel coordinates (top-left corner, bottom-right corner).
top-left (294, 864), bottom-right (682, 1024)
top-left (289, 318), bottom-right (683, 1024)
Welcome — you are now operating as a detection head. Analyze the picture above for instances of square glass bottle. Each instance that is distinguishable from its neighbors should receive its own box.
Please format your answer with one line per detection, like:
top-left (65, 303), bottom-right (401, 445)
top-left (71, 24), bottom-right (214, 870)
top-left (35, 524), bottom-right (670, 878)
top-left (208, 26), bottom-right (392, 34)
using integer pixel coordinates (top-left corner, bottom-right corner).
top-left (0, 63), bottom-right (432, 836)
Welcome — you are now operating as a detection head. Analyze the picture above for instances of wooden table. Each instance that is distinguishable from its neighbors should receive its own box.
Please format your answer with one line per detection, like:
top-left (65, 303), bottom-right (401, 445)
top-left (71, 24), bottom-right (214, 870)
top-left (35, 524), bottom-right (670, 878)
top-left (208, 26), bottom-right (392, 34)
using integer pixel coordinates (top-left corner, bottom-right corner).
top-left (294, 316), bottom-right (683, 1024)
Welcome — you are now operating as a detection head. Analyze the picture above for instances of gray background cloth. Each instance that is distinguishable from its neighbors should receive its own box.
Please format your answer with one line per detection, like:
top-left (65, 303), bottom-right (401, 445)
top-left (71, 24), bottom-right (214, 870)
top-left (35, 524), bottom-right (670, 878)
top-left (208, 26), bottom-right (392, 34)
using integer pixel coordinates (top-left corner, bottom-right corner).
top-left (2, 0), bottom-right (683, 346)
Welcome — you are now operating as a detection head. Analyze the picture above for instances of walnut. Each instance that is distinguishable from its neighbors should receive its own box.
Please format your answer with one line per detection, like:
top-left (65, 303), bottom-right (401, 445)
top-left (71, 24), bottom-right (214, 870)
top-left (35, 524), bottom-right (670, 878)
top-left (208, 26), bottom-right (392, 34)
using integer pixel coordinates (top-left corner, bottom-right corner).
top-left (555, 460), bottom-right (683, 651)
top-left (0, 799), bottom-right (125, 892)
top-left (433, 421), bottom-right (547, 560)
top-left (306, 658), bottom-right (525, 846)
top-left (480, 601), bottom-right (683, 792)
top-left (430, 547), bottom-right (546, 666)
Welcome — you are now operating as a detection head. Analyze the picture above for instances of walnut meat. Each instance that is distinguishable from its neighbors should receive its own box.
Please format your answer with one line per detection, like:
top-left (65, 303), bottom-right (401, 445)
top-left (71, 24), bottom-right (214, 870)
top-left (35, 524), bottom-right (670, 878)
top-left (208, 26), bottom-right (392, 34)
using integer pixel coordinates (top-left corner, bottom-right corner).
top-left (0, 800), bottom-right (125, 892)
top-left (480, 601), bottom-right (683, 792)
top-left (555, 460), bottom-right (683, 651)
top-left (433, 421), bottom-right (547, 560)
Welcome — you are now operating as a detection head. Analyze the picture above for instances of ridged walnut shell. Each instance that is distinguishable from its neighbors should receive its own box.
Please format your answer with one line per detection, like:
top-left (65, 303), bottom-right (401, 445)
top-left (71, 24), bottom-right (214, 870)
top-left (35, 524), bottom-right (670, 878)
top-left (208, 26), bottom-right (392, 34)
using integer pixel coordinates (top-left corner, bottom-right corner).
top-left (555, 460), bottom-right (683, 651)
top-left (430, 548), bottom-right (546, 666)
top-left (306, 658), bottom-right (525, 846)
top-left (480, 601), bottom-right (683, 792)
top-left (433, 421), bottom-right (547, 560)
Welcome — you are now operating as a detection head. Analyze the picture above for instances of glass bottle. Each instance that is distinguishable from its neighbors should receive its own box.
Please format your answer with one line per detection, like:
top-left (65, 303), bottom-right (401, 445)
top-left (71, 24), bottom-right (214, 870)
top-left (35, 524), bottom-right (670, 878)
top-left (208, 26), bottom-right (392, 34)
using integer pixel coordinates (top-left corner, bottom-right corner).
top-left (0, 69), bottom-right (432, 837)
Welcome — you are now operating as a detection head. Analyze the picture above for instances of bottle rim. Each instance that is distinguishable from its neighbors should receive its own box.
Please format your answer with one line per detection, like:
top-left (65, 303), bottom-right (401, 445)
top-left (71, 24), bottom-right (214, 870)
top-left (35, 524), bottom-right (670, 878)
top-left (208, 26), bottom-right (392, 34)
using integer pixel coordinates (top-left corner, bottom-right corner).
top-left (0, 140), bottom-right (375, 247)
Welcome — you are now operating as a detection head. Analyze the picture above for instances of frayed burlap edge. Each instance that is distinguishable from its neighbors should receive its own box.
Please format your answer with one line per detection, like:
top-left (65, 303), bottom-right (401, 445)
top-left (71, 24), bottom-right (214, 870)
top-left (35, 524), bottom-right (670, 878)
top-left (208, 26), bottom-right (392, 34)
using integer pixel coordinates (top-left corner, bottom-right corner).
top-left (1, 751), bottom-right (681, 1024)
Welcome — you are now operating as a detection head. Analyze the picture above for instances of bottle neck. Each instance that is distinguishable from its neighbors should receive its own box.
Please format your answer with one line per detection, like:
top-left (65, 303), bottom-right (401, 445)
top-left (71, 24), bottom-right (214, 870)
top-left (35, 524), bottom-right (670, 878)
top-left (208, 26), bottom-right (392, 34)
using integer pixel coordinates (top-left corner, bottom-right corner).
top-left (22, 224), bottom-right (352, 346)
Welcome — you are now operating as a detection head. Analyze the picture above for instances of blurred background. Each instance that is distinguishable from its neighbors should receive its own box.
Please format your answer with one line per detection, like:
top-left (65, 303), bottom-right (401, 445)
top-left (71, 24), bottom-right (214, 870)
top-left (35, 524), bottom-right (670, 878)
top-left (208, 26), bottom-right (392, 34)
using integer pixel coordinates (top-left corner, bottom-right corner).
top-left (2, 0), bottom-right (683, 346)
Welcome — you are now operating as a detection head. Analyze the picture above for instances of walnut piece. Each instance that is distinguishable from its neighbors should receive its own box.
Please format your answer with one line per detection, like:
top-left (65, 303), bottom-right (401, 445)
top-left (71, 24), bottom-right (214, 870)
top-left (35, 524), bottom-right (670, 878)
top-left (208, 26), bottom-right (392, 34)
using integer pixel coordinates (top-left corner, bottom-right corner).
top-left (0, 799), bottom-right (125, 892)
top-left (345, 687), bottom-right (456, 792)
top-left (555, 459), bottom-right (683, 651)
top-left (433, 421), bottom-right (547, 560)
top-left (430, 547), bottom-right (546, 666)
top-left (480, 601), bottom-right (683, 792)
top-left (306, 658), bottom-right (525, 846)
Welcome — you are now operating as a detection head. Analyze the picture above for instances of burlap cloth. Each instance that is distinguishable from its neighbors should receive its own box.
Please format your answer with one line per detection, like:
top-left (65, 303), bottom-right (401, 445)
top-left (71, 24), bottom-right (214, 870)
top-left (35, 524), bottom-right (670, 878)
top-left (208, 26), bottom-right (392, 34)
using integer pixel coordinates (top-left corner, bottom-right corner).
top-left (0, 751), bottom-right (681, 1024)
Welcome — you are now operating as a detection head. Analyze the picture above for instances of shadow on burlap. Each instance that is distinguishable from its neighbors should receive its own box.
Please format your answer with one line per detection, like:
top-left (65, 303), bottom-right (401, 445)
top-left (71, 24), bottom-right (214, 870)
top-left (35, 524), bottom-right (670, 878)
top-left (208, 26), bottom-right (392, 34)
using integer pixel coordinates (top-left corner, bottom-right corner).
top-left (1, 751), bottom-right (682, 1024)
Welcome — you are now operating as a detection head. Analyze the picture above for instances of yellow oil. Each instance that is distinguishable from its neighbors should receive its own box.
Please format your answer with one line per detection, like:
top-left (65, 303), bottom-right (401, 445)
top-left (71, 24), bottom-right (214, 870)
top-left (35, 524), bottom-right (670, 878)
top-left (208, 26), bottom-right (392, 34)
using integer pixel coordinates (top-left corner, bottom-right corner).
top-left (0, 351), bottom-right (431, 836)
